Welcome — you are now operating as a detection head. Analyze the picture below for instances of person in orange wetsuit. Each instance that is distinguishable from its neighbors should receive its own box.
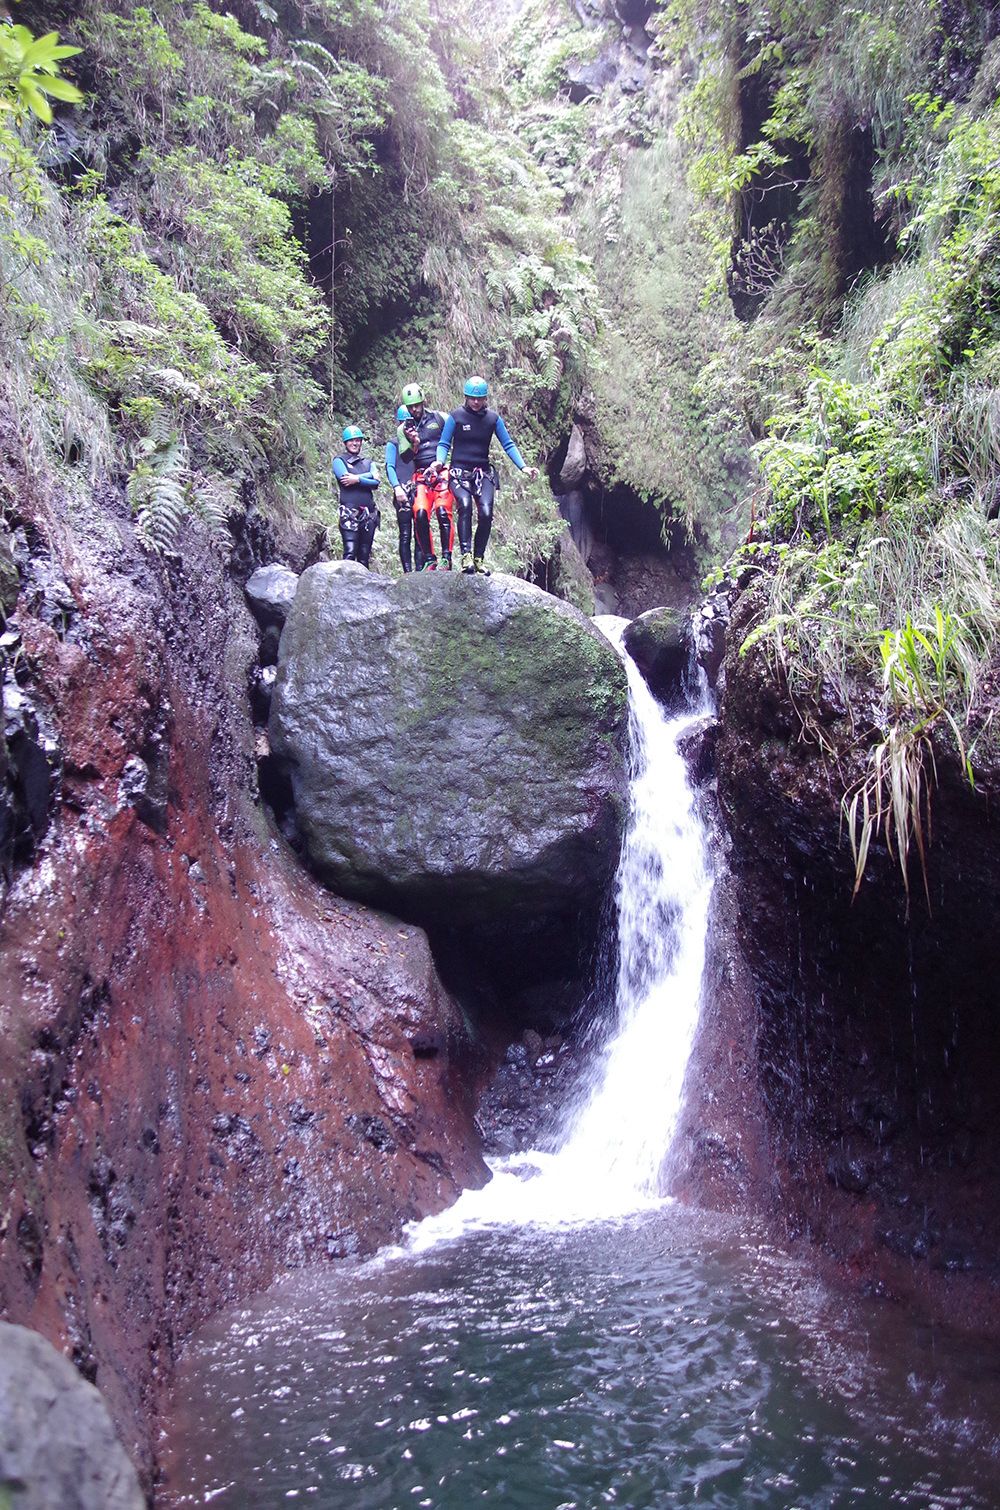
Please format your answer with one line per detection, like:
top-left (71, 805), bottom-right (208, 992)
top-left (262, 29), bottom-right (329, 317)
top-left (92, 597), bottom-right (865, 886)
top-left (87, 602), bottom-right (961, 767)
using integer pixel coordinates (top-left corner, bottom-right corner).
top-left (397, 382), bottom-right (454, 571)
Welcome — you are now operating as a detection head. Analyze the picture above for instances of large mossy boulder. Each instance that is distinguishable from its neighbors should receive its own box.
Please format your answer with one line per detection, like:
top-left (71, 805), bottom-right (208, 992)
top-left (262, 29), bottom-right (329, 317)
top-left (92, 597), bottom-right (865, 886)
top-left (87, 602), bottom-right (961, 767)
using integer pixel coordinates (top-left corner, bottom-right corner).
top-left (269, 565), bottom-right (628, 934)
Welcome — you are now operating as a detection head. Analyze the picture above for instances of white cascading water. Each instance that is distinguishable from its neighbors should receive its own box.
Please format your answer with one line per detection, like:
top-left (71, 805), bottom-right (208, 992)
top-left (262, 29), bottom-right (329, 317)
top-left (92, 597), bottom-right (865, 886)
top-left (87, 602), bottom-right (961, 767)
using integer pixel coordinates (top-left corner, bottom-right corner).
top-left (403, 615), bottom-right (715, 1250)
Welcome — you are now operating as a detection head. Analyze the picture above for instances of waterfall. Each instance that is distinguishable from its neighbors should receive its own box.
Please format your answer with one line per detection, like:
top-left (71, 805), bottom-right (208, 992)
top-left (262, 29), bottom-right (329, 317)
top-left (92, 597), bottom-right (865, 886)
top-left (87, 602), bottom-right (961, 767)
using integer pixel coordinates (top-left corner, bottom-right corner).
top-left (405, 615), bottom-right (715, 1248)
top-left (550, 616), bottom-right (714, 1195)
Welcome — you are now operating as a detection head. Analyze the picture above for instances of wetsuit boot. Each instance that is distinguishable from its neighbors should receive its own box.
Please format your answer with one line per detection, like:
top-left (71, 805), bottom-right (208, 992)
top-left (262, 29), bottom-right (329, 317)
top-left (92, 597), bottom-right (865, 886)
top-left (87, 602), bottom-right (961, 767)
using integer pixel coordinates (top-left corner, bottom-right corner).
top-left (413, 505), bottom-right (436, 571)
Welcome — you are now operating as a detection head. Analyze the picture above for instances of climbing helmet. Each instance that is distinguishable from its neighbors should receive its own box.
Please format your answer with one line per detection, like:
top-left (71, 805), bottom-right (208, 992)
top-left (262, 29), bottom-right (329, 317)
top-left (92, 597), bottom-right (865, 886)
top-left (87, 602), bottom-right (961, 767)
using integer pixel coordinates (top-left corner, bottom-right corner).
top-left (463, 376), bottom-right (489, 398)
top-left (342, 424), bottom-right (365, 442)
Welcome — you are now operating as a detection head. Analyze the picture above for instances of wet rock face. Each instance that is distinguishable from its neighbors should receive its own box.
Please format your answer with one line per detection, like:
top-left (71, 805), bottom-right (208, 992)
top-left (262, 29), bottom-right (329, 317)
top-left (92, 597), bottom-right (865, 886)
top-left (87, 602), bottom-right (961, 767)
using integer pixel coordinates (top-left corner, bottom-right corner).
top-left (714, 588), bottom-right (1000, 1333)
top-left (270, 566), bottom-right (628, 936)
top-left (476, 1031), bottom-right (585, 1157)
top-left (0, 492), bottom-right (487, 1488)
top-left (0, 1323), bottom-right (144, 1510)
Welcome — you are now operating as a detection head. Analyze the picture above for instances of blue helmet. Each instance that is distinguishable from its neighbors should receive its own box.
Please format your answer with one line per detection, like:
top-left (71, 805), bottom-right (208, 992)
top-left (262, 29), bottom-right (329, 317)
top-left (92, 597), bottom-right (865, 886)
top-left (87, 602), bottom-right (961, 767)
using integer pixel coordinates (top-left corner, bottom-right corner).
top-left (463, 376), bottom-right (489, 398)
top-left (342, 424), bottom-right (364, 442)
top-left (396, 405), bottom-right (410, 422)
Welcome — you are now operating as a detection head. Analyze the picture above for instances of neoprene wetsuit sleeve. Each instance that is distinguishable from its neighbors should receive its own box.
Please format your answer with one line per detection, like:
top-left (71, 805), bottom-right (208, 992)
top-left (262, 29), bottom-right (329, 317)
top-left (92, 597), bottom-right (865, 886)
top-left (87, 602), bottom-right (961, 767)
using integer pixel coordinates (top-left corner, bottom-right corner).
top-left (332, 457), bottom-right (349, 481)
top-left (495, 416), bottom-right (527, 469)
top-left (385, 441), bottom-right (401, 489)
top-left (357, 472), bottom-right (380, 490)
top-left (435, 415), bottom-right (456, 466)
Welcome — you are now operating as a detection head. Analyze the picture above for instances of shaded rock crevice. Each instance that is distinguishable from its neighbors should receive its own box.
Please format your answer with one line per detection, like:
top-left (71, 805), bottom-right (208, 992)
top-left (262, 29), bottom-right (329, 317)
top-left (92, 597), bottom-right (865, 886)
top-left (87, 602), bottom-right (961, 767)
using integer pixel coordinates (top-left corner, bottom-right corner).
top-left (713, 590), bottom-right (1000, 1333)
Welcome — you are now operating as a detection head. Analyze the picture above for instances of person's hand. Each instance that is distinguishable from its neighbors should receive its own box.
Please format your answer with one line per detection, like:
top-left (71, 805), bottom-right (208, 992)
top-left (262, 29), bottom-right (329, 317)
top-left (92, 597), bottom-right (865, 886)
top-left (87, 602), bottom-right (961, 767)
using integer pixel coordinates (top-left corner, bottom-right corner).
top-left (525, 465), bottom-right (539, 482)
top-left (394, 486), bottom-right (407, 504)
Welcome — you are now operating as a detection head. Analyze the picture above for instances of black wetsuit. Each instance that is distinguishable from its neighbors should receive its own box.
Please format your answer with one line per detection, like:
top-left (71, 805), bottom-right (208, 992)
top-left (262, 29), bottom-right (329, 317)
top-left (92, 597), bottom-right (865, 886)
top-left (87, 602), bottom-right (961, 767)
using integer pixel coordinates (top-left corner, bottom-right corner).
top-left (439, 405), bottom-right (526, 559)
top-left (333, 451), bottom-right (379, 567)
top-left (386, 436), bottom-right (419, 571)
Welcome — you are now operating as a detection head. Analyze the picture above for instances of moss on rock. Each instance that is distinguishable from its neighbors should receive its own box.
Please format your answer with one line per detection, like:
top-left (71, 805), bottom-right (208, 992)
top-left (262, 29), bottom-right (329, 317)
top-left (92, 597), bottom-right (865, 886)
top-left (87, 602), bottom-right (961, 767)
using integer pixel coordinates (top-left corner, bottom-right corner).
top-left (269, 566), bottom-right (629, 931)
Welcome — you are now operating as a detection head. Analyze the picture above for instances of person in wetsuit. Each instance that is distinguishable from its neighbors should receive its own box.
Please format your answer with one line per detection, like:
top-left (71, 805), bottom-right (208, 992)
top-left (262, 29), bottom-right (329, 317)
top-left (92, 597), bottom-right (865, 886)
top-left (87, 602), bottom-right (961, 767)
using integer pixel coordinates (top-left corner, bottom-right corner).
top-left (397, 382), bottom-right (454, 571)
top-left (332, 425), bottom-right (380, 567)
top-left (385, 404), bottom-right (423, 572)
top-left (433, 376), bottom-right (538, 574)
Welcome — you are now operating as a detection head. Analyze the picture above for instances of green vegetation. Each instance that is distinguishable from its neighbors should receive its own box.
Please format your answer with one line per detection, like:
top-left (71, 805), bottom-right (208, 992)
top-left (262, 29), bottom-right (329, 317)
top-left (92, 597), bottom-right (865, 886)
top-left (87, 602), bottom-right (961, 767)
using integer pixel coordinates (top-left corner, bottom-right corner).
top-left (1, 0), bottom-right (605, 569)
top-left (669, 0), bottom-right (1000, 893)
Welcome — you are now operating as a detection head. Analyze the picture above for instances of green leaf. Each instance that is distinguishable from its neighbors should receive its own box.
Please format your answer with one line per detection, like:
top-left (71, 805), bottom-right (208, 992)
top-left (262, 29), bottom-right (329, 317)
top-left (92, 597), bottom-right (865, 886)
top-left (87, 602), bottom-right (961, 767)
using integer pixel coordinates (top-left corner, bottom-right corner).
top-left (18, 76), bottom-right (53, 123)
top-left (35, 75), bottom-right (84, 104)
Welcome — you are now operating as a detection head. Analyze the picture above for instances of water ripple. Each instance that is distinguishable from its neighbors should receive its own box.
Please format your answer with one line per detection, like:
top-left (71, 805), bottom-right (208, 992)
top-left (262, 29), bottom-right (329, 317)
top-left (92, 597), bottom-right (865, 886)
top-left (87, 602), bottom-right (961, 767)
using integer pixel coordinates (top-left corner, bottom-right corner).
top-left (161, 1207), bottom-right (1000, 1508)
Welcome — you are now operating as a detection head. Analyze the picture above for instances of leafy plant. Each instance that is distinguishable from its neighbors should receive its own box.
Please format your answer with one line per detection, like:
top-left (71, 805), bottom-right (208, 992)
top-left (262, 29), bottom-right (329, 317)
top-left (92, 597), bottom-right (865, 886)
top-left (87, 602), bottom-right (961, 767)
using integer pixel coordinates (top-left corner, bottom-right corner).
top-left (0, 23), bottom-right (82, 123)
top-left (844, 609), bottom-right (976, 902)
top-left (127, 407), bottom-right (233, 553)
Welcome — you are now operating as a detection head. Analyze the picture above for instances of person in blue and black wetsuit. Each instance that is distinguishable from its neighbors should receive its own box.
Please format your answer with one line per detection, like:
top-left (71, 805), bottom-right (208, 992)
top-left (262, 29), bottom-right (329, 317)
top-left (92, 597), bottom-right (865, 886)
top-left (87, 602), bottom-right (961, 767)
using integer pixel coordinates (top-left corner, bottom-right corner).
top-left (432, 377), bottom-right (538, 574)
top-left (333, 425), bottom-right (380, 567)
top-left (385, 404), bottom-right (423, 572)
top-left (397, 383), bottom-right (454, 571)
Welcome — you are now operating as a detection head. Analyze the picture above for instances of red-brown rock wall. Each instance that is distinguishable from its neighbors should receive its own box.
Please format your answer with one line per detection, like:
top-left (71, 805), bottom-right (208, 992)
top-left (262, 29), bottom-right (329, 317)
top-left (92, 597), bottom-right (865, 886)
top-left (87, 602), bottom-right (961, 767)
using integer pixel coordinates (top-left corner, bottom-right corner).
top-left (0, 481), bottom-right (487, 1488)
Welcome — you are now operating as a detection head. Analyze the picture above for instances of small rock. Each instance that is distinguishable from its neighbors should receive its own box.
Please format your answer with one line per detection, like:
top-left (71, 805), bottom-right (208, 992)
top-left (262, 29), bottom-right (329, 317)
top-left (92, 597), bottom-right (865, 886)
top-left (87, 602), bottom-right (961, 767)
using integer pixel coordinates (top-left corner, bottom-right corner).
top-left (244, 564), bottom-right (299, 627)
top-left (826, 1150), bottom-right (871, 1194)
top-left (346, 1113), bottom-right (395, 1152)
top-left (623, 607), bottom-right (692, 704)
top-left (558, 425), bottom-right (588, 490)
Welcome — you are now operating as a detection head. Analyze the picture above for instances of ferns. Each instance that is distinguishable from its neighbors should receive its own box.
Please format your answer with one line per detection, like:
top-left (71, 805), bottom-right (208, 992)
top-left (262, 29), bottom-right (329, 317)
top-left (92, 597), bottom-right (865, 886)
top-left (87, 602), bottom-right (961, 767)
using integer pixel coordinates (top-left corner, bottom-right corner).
top-left (127, 407), bottom-right (232, 553)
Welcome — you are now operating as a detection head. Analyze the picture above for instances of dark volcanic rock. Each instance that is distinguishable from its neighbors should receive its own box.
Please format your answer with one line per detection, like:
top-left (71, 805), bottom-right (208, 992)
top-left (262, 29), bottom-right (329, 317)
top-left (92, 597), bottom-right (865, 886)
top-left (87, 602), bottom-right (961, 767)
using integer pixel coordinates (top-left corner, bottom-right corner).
top-left (0, 1322), bottom-right (144, 1509)
top-left (692, 593), bottom-right (729, 690)
top-left (476, 1033), bottom-right (584, 1156)
top-left (0, 530), bottom-right (18, 620)
top-left (713, 586), bottom-right (1000, 1336)
top-left (269, 566), bottom-right (628, 932)
top-left (623, 606), bottom-right (691, 703)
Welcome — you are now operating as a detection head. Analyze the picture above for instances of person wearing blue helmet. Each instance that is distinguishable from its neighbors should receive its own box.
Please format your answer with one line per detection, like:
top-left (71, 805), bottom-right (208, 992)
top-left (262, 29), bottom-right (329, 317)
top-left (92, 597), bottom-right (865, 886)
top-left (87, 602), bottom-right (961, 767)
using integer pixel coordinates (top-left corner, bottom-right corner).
top-left (385, 404), bottom-right (423, 572)
top-left (332, 424), bottom-right (380, 567)
top-left (431, 377), bottom-right (538, 574)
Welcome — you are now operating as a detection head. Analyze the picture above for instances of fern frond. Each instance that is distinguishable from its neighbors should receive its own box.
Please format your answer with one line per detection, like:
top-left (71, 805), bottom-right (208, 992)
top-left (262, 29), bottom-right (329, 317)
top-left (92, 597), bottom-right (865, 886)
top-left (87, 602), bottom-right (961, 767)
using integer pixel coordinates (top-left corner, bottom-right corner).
top-left (133, 470), bottom-right (189, 552)
top-left (192, 473), bottom-right (237, 542)
top-left (290, 40), bottom-right (338, 72)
